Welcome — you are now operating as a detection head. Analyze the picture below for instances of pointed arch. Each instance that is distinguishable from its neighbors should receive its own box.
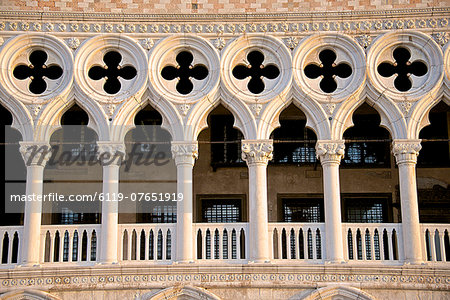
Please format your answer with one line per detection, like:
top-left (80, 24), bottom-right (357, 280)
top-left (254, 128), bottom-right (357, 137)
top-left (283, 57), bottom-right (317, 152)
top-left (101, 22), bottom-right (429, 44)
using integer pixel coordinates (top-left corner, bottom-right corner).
top-left (0, 289), bottom-right (61, 300)
top-left (140, 286), bottom-right (221, 300)
top-left (294, 286), bottom-right (376, 300)
top-left (0, 95), bottom-right (32, 141)
top-left (35, 92), bottom-right (107, 142)
top-left (112, 91), bottom-right (182, 143)
top-left (261, 96), bottom-right (329, 140)
top-left (187, 95), bottom-right (256, 141)
top-left (337, 90), bottom-right (406, 140)
top-left (410, 93), bottom-right (448, 140)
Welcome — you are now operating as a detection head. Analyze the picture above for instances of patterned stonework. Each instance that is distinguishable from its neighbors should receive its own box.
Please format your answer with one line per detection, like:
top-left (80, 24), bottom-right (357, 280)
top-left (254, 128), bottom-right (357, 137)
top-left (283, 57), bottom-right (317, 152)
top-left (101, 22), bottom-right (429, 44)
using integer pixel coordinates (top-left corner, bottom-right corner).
top-left (241, 140), bottom-right (273, 165)
top-left (0, 1), bottom-right (448, 14)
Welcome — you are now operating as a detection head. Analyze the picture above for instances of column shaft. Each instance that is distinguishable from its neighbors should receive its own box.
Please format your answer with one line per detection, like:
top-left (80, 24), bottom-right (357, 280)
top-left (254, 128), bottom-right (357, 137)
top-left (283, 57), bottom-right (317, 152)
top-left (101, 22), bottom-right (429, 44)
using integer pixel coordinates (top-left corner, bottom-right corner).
top-left (392, 139), bottom-right (423, 264)
top-left (97, 142), bottom-right (125, 264)
top-left (19, 142), bottom-right (52, 266)
top-left (242, 140), bottom-right (273, 263)
top-left (172, 141), bottom-right (197, 263)
top-left (316, 140), bottom-right (345, 263)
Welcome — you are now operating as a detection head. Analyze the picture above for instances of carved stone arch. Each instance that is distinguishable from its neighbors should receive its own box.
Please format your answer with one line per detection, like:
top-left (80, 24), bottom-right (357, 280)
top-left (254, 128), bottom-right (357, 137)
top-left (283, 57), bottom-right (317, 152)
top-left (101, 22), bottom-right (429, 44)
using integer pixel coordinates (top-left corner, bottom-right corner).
top-left (410, 92), bottom-right (448, 140)
top-left (0, 289), bottom-right (62, 300)
top-left (293, 286), bottom-right (376, 300)
top-left (259, 96), bottom-right (328, 140)
top-left (0, 94), bottom-right (32, 141)
top-left (186, 94), bottom-right (256, 141)
top-left (139, 286), bottom-right (221, 300)
top-left (338, 88), bottom-right (407, 140)
top-left (35, 92), bottom-right (107, 142)
top-left (112, 91), bottom-right (182, 143)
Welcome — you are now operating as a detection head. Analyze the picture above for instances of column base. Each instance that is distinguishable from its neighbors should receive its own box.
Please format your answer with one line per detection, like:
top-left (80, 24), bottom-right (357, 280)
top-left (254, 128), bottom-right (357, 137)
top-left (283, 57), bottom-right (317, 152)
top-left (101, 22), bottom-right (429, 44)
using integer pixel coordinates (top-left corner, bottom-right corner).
top-left (403, 259), bottom-right (425, 265)
top-left (19, 263), bottom-right (41, 268)
top-left (324, 259), bottom-right (346, 264)
top-left (174, 260), bottom-right (195, 264)
top-left (248, 259), bottom-right (271, 264)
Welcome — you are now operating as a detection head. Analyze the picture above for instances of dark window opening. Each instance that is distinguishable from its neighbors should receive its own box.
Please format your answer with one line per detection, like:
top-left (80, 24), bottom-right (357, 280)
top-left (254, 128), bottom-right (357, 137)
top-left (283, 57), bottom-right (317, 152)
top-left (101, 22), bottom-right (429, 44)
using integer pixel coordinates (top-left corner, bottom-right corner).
top-left (232, 50), bottom-right (280, 94)
top-left (281, 197), bottom-right (324, 223)
top-left (208, 106), bottom-right (244, 169)
top-left (304, 49), bottom-right (352, 93)
top-left (1, 105), bottom-right (24, 226)
top-left (270, 104), bottom-right (317, 164)
top-left (342, 195), bottom-right (391, 223)
top-left (417, 185), bottom-right (450, 223)
top-left (161, 51), bottom-right (208, 94)
top-left (88, 51), bottom-right (137, 94)
top-left (343, 103), bottom-right (391, 167)
top-left (13, 50), bottom-right (63, 94)
top-left (377, 47), bottom-right (427, 92)
top-left (418, 101), bottom-right (450, 167)
top-left (197, 195), bottom-right (246, 223)
top-left (137, 205), bottom-right (176, 223)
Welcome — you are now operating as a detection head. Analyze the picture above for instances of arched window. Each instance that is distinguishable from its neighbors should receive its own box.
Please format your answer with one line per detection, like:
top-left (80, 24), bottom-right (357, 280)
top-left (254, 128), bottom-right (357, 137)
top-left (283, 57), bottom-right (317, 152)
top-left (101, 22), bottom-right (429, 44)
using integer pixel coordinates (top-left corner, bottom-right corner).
top-left (343, 103), bottom-right (391, 167)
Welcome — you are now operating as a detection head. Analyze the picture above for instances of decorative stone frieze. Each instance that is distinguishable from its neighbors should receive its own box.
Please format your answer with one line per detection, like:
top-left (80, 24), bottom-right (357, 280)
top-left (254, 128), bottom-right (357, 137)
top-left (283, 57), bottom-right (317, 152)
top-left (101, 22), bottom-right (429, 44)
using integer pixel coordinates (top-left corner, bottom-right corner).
top-left (0, 33), bottom-right (73, 105)
top-left (241, 140), bottom-right (273, 165)
top-left (392, 139), bottom-right (422, 165)
top-left (148, 35), bottom-right (220, 104)
top-left (221, 35), bottom-right (292, 104)
top-left (96, 142), bottom-right (126, 166)
top-left (367, 31), bottom-right (443, 102)
top-left (171, 141), bottom-right (198, 166)
top-left (74, 34), bottom-right (148, 105)
top-left (19, 142), bottom-right (52, 167)
top-left (315, 140), bottom-right (345, 165)
top-left (293, 33), bottom-right (366, 103)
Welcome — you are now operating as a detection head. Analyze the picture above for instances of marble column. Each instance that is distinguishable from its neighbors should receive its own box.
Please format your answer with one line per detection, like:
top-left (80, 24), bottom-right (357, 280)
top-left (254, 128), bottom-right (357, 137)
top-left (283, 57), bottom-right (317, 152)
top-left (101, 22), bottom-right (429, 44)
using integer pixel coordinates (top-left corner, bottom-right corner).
top-left (315, 140), bottom-right (345, 263)
top-left (392, 139), bottom-right (423, 264)
top-left (242, 139), bottom-right (273, 263)
top-left (97, 142), bottom-right (126, 264)
top-left (19, 142), bottom-right (52, 266)
top-left (171, 141), bottom-right (198, 263)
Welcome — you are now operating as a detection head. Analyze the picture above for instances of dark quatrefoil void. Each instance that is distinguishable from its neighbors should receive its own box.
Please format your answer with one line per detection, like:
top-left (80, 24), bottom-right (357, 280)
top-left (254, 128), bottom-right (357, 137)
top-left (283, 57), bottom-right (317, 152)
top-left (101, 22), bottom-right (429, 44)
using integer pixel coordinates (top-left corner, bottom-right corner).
top-left (304, 49), bottom-right (352, 94)
top-left (13, 50), bottom-right (63, 95)
top-left (88, 51), bottom-right (137, 94)
top-left (232, 50), bottom-right (280, 94)
top-left (377, 47), bottom-right (427, 92)
top-left (161, 51), bottom-right (209, 95)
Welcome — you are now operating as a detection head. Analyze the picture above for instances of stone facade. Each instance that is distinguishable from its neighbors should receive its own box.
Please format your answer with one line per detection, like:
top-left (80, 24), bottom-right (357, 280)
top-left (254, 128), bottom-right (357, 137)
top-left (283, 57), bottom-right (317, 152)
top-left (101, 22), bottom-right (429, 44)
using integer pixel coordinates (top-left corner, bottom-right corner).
top-left (0, 2), bottom-right (449, 300)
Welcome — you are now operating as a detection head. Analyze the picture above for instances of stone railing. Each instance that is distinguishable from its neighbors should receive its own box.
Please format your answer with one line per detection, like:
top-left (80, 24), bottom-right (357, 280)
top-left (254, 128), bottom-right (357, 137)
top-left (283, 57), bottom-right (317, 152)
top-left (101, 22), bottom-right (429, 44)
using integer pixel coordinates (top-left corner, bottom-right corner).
top-left (421, 224), bottom-right (449, 263)
top-left (0, 226), bottom-right (22, 266)
top-left (193, 223), bottom-right (249, 261)
top-left (342, 223), bottom-right (403, 263)
top-left (268, 223), bottom-right (325, 261)
top-left (40, 224), bottom-right (100, 264)
top-left (118, 223), bottom-right (176, 262)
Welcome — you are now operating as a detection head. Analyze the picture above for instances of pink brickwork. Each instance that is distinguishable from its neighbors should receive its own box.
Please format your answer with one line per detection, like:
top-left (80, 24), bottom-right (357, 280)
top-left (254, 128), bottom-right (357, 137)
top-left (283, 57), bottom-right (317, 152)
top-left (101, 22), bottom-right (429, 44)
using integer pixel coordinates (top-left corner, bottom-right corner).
top-left (0, 0), bottom-right (447, 14)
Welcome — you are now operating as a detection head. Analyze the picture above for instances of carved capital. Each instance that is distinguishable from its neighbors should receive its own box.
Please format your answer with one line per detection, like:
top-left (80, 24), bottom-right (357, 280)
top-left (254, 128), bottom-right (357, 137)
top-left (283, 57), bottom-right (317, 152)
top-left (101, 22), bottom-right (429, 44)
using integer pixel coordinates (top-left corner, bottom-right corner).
top-left (315, 140), bottom-right (345, 165)
top-left (96, 142), bottom-right (126, 166)
top-left (19, 142), bottom-right (53, 167)
top-left (241, 140), bottom-right (273, 166)
top-left (171, 141), bottom-right (198, 166)
top-left (392, 139), bottom-right (421, 165)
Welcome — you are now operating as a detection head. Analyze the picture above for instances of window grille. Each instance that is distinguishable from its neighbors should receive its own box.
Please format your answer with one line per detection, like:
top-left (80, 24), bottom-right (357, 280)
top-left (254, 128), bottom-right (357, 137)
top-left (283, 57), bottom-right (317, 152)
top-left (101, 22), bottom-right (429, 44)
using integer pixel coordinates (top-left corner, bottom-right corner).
top-left (201, 198), bottom-right (242, 223)
top-left (282, 198), bottom-right (324, 223)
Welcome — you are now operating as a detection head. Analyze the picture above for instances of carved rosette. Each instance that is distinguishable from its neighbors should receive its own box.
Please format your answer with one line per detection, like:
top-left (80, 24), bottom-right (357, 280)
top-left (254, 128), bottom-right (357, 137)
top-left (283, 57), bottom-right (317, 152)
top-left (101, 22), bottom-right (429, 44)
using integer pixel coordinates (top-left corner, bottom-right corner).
top-left (315, 140), bottom-right (345, 165)
top-left (392, 139), bottom-right (422, 165)
top-left (171, 141), bottom-right (198, 166)
top-left (19, 142), bottom-right (53, 167)
top-left (241, 140), bottom-right (273, 166)
top-left (96, 142), bottom-right (126, 166)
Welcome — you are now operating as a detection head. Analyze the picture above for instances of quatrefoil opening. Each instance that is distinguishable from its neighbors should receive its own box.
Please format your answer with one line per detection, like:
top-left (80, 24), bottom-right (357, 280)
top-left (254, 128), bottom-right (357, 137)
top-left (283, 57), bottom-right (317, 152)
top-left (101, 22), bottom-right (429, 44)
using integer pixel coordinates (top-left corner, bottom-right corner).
top-left (13, 50), bottom-right (63, 95)
top-left (377, 47), bottom-right (427, 92)
top-left (88, 51), bottom-right (137, 94)
top-left (232, 50), bottom-right (280, 94)
top-left (304, 49), bottom-right (352, 94)
top-left (161, 51), bottom-right (209, 95)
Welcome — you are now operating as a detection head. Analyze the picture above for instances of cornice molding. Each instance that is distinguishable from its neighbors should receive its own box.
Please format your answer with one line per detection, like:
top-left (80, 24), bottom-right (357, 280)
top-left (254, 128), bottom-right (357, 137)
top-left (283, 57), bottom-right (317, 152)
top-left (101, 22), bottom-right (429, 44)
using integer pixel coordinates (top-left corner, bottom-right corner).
top-left (0, 7), bottom-right (448, 22)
